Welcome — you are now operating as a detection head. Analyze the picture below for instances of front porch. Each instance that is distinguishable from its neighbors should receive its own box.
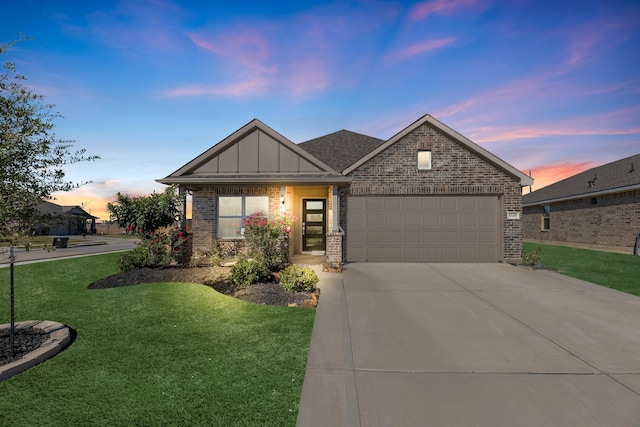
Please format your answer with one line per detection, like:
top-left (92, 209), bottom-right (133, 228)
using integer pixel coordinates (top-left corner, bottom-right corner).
top-left (188, 184), bottom-right (344, 265)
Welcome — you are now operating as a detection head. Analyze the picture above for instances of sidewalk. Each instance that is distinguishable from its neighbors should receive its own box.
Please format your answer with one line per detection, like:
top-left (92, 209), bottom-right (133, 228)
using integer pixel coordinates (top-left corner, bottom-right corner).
top-left (0, 236), bottom-right (138, 267)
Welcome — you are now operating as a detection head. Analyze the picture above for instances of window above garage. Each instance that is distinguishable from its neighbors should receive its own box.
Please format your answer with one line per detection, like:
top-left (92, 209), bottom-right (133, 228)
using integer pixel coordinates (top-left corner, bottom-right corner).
top-left (417, 150), bottom-right (432, 170)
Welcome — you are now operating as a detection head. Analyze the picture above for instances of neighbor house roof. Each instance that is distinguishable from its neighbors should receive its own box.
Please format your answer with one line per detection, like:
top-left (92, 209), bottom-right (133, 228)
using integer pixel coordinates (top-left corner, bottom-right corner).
top-left (38, 201), bottom-right (97, 219)
top-left (298, 130), bottom-right (385, 172)
top-left (523, 153), bottom-right (640, 206)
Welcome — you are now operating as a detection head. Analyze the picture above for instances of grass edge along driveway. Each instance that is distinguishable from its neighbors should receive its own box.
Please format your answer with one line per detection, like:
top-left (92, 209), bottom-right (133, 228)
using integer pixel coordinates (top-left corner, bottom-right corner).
top-left (523, 242), bottom-right (640, 297)
top-left (0, 253), bottom-right (315, 427)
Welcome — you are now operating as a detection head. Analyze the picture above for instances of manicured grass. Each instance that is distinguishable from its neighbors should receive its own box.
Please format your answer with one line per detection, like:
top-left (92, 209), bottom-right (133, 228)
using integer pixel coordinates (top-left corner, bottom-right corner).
top-left (0, 254), bottom-right (315, 426)
top-left (523, 242), bottom-right (640, 296)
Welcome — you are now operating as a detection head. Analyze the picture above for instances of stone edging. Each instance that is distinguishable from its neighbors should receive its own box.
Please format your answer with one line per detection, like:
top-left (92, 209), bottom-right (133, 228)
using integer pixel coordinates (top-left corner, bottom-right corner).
top-left (0, 320), bottom-right (71, 382)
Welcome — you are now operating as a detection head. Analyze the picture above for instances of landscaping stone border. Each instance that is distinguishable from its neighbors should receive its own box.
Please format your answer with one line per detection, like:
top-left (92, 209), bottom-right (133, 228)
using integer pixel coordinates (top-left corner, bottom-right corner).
top-left (0, 320), bottom-right (71, 382)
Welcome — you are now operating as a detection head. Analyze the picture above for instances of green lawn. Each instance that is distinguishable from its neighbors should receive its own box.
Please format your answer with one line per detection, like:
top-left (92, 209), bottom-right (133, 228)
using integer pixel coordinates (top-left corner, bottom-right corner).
top-left (0, 253), bottom-right (315, 426)
top-left (523, 242), bottom-right (640, 296)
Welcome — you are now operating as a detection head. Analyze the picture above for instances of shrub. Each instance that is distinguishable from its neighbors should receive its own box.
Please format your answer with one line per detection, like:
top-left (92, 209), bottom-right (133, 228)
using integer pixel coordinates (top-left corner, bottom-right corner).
top-left (280, 265), bottom-right (318, 293)
top-left (190, 240), bottom-right (245, 267)
top-left (522, 246), bottom-right (542, 266)
top-left (243, 213), bottom-right (295, 271)
top-left (117, 244), bottom-right (150, 271)
top-left (231, 258), bottom-right (271, 285)
top-left (117, 230), bottom-right (184, 271)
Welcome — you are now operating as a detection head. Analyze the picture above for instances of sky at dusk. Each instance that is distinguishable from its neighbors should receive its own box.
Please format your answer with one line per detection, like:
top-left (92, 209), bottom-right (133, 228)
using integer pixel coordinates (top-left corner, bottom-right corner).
top-left (2, 0), bottom-right (639, 220)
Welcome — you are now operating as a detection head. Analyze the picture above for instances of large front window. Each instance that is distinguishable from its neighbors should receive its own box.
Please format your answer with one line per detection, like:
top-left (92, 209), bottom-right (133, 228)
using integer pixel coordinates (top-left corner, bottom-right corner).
top-left (218, 196), bottom-right (269, 238)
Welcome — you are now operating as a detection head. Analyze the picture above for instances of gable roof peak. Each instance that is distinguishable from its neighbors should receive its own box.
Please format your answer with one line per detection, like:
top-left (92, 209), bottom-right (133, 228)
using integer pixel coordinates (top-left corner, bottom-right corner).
top-left (342, 113), bottom-right (533, 186)
top-left (157, 118), bottom-right (349, 186)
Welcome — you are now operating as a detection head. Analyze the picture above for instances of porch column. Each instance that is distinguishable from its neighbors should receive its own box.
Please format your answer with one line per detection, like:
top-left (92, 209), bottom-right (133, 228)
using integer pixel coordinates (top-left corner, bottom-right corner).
top-left (326, 186), bottom-right (344, 265)
top-left (331, 186), bottom-right (340, 232)
top-left (178, 187), bottom-right (187, 229)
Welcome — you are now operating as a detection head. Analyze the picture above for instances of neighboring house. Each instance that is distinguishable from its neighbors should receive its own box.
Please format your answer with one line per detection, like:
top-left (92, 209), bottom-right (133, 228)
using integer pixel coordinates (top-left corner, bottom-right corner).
top-left (35, 201), bottom-right (98, 235)
top-left (523, 154), bottom-right (640, 252)
top-left (158, 114), bottom-right (533, 264)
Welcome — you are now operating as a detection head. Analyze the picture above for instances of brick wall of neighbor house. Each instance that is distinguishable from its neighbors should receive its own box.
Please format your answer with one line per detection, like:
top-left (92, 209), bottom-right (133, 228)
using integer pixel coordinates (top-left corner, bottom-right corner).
top-left (342, 123), bottom-right (524, 262)
top-left (523, 189), bottom-right (640, 249)
top-left (191, 185), bottom-right (281, 251)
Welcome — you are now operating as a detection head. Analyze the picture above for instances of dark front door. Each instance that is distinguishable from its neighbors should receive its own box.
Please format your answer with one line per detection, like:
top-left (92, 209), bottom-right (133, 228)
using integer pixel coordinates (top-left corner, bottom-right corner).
top-left (303, 199), bottom-right (326, 252)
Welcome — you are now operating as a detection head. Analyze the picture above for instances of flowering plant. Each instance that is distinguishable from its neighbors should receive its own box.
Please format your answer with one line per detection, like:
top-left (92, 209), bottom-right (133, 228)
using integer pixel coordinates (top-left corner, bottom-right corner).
top-left (243, 212), bottom-right (296, 271)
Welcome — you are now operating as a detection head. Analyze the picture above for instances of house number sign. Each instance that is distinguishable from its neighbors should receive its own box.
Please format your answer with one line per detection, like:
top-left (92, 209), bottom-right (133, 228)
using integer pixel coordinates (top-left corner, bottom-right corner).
top-left (507, 211), bottom-right (521, 220)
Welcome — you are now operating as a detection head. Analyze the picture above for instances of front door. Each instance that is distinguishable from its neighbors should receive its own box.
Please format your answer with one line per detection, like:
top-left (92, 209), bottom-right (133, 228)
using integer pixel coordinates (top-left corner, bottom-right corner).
top-left (302, 199), bottom-right (326, 252)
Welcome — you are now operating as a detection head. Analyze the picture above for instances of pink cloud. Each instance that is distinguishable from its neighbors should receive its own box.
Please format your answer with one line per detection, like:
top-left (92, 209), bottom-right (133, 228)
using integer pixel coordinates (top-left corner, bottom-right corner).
top-left (162, 77), bottom-right (271, 98)
top-left (187, 31), bottom-right (276, 75)
top-left (286, 58), bottom-right (330, 97)
top-left (468, 123), bottom-right (640, 144)
top-left (386, 37), bottom-right (457, 62)
top-left (527, 161), bottom-right (597, 191)
top-left (433, 74), bottom-right (550, 121)
top-left (409, 0), bottom-right (481, 21)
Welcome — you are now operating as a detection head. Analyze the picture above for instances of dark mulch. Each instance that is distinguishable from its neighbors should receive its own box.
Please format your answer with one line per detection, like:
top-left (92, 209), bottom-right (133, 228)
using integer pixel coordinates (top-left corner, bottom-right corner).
top-left (0, 329), bottom-right (50, 367)
top-left (88, 265), bottom-right (317, 308)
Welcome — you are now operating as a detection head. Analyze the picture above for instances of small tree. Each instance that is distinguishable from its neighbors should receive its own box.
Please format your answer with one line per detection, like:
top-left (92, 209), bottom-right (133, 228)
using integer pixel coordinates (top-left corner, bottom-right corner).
top-left (106, 186), bottom-right (181, 238)
top-left (1, 35), bottom-right (99, 357)
top-left (106, 186), bottom-right (187, 270)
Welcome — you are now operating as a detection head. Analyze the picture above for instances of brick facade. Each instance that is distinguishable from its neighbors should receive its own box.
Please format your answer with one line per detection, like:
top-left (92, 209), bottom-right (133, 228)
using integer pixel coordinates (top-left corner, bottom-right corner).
top-left (342, 124), bottom-right (524, 262)
top-left (191, 185), bottom-right (281, 251)
top-left (523, 189), bottom-right (640, 250)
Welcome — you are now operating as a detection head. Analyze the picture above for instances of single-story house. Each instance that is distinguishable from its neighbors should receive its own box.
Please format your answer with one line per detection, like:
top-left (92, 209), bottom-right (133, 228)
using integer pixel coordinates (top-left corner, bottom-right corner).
top-left (35, 201), bottom-right (98, 235)
top-left (523, 154), bottom-right (640, 252)
top-left (158, 114), bottom-right (533, 264)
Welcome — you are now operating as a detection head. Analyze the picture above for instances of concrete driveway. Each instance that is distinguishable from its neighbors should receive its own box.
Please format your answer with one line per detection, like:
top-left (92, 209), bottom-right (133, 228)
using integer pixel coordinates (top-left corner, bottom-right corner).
top-left (297, 263), bottom-right (640, 427)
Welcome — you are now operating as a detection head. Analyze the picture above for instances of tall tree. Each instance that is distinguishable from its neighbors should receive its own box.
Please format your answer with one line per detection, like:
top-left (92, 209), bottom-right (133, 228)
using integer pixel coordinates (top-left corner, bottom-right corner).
top-left (1, 35), bottom-right (98, 358)
top-left (0, 35), bottom-right (99, 243)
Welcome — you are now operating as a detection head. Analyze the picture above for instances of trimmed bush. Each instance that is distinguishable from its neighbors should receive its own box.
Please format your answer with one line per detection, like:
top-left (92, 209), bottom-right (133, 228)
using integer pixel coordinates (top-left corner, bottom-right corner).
top-left (522, 246), bottom-right (542, 266)
top-left (280, 265), bottom-right (318, 293)
top-left (117, 244), bottom-right (150, 271)
top-left (231, 258), bottom-right (271, 285)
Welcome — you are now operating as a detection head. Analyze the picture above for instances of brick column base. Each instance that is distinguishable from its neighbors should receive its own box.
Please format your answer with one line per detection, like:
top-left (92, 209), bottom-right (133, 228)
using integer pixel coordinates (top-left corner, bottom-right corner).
top-left (326, 231), bottom-right (344, 265)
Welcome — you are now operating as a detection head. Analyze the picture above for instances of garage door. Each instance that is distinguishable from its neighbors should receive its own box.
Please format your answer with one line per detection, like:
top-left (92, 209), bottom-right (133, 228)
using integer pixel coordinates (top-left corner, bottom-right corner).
top-left (346, 196), bottom-right (500, 262)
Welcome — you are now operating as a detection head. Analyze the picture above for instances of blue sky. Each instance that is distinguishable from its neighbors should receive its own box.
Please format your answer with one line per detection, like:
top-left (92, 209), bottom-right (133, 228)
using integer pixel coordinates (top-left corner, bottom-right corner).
top-left (2, 0), bottom-right (639, 220)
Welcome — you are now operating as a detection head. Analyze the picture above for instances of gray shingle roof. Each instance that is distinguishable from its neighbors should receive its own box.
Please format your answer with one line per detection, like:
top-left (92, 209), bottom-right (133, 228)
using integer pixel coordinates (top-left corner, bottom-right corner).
top-left (298, 130), bottom-right (385, 172)
top-left (523, 153), bottom-right (640, 205)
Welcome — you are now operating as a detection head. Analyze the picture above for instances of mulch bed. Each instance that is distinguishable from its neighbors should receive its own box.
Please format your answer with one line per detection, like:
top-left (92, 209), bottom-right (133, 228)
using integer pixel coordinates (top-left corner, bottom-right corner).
top-left (88, 265), bottom-right (317, 307)
top-left (0, 329), bottom-right (50, 367)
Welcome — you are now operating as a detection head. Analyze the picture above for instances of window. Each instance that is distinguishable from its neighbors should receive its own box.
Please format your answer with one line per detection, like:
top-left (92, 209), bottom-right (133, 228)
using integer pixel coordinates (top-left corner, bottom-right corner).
top-left (417, 150), bottom-right (431, 170)
top-left (542, 205), bottom-right (550, 231)
top-left (218, 196), bottom-right (269, 238)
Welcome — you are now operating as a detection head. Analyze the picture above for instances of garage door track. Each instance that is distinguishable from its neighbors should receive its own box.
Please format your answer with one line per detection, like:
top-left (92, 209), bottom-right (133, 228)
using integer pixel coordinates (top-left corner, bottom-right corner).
top-left (297, 263), bottom-right (640, 426)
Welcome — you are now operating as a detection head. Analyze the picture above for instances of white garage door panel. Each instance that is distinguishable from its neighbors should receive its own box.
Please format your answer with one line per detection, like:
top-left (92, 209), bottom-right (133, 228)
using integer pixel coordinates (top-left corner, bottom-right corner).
top-left (347, 196), bottom-right (500, 262)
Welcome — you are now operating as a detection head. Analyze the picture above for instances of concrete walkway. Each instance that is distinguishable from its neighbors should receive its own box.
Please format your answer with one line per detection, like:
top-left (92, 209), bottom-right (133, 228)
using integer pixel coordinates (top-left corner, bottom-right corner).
top-left (297, 263), bottom-right (640, 427)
